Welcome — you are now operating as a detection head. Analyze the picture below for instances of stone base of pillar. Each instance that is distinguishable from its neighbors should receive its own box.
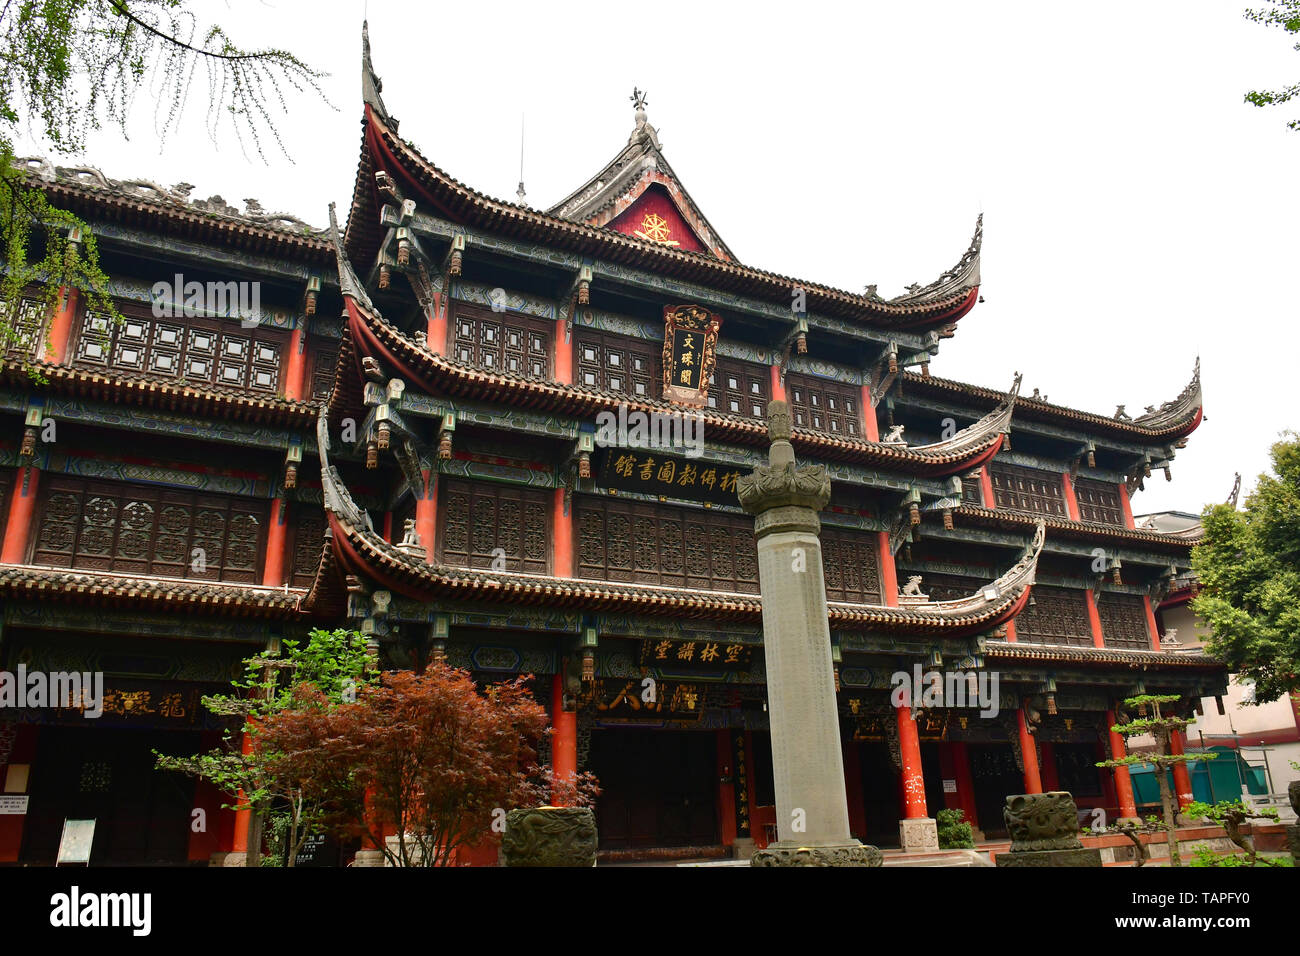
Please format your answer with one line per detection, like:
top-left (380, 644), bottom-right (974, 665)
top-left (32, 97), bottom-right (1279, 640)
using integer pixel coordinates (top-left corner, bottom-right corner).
top-left (1286, 824), bottom-right (1299, 865)
top-left (730, 837), bottom-right (756, 860)
top-left (351, 849), bottom-right (387, 867)
top-left (208, 851), bottom-right (248, 867)
top-left (751, 840), bottom-right (882, 867)
top-left (899, 817), bottom-right (939, 852)
top-left (996, 847), bottom-right (1103, 867)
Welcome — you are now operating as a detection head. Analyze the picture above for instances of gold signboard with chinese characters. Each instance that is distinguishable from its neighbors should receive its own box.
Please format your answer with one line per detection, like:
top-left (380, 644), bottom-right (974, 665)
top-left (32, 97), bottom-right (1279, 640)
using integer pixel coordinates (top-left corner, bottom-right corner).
top-left (662, 304), bottom-right (722, 407)
top-left (639, 637), bottom-right (753, 671)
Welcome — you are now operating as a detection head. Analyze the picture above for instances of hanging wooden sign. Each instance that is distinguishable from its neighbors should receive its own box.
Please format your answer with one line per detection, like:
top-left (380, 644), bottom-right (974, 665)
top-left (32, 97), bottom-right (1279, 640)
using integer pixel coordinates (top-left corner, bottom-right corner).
top-left (661, 304), bottom-right (722, 406)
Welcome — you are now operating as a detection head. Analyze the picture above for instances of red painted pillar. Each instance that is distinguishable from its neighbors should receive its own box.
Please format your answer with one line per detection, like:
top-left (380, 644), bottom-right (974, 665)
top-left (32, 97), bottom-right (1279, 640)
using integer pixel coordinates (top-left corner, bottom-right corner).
top-left (1061, 472), bottom-right (1081, 521)
top-left (1107, 709), bottom-right (1138, 821)
top-left (897, 706), bottom-right (927, 819)
top-left (416, 469), bottom-right (437, 563)
top-left (0, 724), bottom-right (37, 862)
top-left (877, 532), bottom-right (899, 607)
top-left (716, 731), bottom-right (737, 846)
top-left (231, 731), bottom-right (255, 859)
top-left (43, 286), bottom-right (79, 364)
top-left (1017, 708), bottom-right (1043, 794)
top-left (550, 672), bottom-right (577, 806)
top-left (1004, 618), bottom-right (1018, 642)
top-left (382, 511), bottom-right (393, 544)
top-left (1085, 591), bottom-right (1105, 649)
top-left (859, 384), bottom-right (878, 442)
top-left (552, 488), bottom-right (573, 578)
top-left (1170, 731), bottom-right (1194, 811)
top-left (1, 466), bottom-right (40, 564)
top-left (980, 467), bottom-right (996, 509)
top-left (283, 326), bottom-right (309, 401)
top-left (1118, 482), bottom-right (1136, 529)
top-left (261, 498), bottom-right (287, 587)
top-left (1142, 596), bottom-right (1162, 652)
top-left (773, 365), bottom-right (788, 404)
top-left (1040, 742), bottom-right (1060, 792)
top-left (950, 741), bottom-right (979, 831)
top-left (843, 737), bottom-right (867, 838)
top-left (428, 291), bottom-right (448, 354)
top-left (553, 316), bottom-right (572, 385)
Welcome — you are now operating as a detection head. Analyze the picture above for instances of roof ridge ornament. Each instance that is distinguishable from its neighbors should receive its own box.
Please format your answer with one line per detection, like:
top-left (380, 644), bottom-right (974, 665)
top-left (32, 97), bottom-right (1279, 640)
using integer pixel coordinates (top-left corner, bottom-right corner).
top-left (328, 201), bottom-right (379, 317)
top-left (886, 213), bottom-right (983, 306)
top-left (1130, 356), bottom-right (1202, 430)
top-left (362, 21), bottom-right (393, 126)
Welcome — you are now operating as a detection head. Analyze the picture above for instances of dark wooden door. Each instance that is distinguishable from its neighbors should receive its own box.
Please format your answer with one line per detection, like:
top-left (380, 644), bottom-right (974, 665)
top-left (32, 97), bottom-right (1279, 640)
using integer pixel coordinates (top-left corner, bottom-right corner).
top-left (590, 729), bottom-right (718, 850)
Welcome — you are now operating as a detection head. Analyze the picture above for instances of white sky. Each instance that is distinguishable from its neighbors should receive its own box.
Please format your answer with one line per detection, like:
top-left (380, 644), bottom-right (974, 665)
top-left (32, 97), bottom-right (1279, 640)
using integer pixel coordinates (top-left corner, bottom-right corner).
top-left (11, 0), bottom-right (1298, 516)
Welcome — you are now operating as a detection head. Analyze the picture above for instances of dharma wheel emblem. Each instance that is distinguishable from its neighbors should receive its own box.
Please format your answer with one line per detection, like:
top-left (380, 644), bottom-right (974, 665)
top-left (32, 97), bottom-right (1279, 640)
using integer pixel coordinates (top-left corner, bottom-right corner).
top-left (636, 211), bottom-right (679, 246)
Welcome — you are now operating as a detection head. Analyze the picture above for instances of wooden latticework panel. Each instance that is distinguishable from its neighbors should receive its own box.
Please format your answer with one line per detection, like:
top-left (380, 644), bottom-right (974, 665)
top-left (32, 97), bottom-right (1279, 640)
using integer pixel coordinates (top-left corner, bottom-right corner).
top-left (1013, 585), bottom-right (1093, 646)
top-left (32, 476), bottom-right (267, 582)
top-left (990, 463), bottom-right (1067, 518)
top-left (1097, 592), bottom-right (1152, 650)
top-left (289, 507), bottom-right (327, 588)
top-left (309, 345), bottom-right (339, 402)
top-left (437, 479), bottom-right (549, 574)
top-left (707, 357), bottom-right (769, 419)
top-left (1074, 478), bottom-right (1125, 526)
top-left (450, 303), bottom-right (551, 378)
top-left (821, 528), bottom-right (881, 604)
top-left (575, 331), bottom-right (659, 400)
top-left (575, 497), bottom-right (758, 593)
top-left (785, 373), bottom-right (861, 438)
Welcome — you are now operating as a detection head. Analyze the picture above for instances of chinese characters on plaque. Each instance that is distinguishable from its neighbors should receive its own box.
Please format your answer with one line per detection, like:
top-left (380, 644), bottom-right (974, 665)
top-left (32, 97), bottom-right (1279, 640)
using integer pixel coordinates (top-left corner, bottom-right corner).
top-left (639, 637), bottom-right (753, 671)
top-left (597, 450), bottom-right (746, 506)
top-left (661, 304), bottom-right (722, 406)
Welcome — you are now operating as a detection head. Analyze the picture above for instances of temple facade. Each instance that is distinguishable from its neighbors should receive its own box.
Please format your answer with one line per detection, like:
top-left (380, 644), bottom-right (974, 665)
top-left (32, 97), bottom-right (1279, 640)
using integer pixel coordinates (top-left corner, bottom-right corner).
top-left (0, 26), bottom-right (1226, 865)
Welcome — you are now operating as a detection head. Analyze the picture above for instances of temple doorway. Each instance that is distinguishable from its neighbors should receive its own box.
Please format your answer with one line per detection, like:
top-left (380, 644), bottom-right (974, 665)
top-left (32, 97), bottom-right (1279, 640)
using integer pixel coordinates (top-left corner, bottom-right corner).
top-left (968, 743), bottom-right (1022, 836)
top-left (856, 742), bottom-right (901, 848)
top-left (589, 728), bottom-right (718, 850)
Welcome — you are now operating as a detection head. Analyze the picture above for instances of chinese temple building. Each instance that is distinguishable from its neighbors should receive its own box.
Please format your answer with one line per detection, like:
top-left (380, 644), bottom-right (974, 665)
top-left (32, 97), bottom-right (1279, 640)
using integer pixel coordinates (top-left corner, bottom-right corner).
top-left (0, 24), bottom-right (1226, 865)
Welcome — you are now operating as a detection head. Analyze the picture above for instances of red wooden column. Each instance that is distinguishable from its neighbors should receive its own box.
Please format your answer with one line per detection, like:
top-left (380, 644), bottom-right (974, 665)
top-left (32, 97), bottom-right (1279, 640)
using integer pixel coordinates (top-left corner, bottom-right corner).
top-left (428, 290), bottom-right (449, 354)
top-left (552, 488), bottom-right (573, 578)
top-left (550, 672), bottom-right (578, 805)
top-left (716, 731), bottom-right (737, 846)
top-left (1106, 709), bottom-right (1138, 821)
top-left (772, 365), bottom-right (787, 404)
top-left (43, 287), bottom-right (79, 364)
top-left (843, 737), bottom-right (867, 838)
top-left (1017, 708), bottom-right (1043, 794)
top-left (1142, 596), bottom-right (1162, 652)
top-left (1061, 472), bottom-right (1081, 521)
top-left (282, 326), bottom-right (309, 401)
top-left (1117, 482), bottom-right (1136, 529)
top-left (897, 706), bottom-right (928, 819)
top-left (950, 741), bottom-right (979, 830)
top-left (1085, 591), bottom-right (1106, 649)
top-left (416, 469), bottom-right (437, 562)
top-left (1, 466), bottom-right (41, 564)
top-left (262, 498), bottom-right (288, 587)
top-left (1004, 617), bottom-right (1019, 642)
top-left (1169, 731), bottom-right (1194, 811)
top-left (553, 316), bottom-right (572, 386)
top-left (230, 730), bottom-right (256, 862)
top-left (877, 533), bottom-right (899, 607)
top-left (858, 384), bottom-right (878, 442)
top-left (979, 467), bottom-right (996, 509)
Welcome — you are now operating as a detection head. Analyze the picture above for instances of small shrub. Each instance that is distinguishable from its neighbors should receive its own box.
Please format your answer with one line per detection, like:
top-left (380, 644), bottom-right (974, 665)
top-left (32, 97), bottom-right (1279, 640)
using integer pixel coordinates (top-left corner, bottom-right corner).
top-left (937, 808), bottom-right (975, 849)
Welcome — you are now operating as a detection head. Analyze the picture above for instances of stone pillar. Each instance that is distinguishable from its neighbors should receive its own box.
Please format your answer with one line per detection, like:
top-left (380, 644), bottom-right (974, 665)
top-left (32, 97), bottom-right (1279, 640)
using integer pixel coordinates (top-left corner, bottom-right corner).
top-left (896, 705), bottom-right (938, 852)
top-left (738, 401), bottom-right (879, 867)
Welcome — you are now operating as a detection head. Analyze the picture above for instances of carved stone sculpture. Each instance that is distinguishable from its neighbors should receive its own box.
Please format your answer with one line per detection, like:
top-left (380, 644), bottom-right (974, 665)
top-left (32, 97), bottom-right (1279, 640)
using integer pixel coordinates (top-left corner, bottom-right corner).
top-left (995, 791), bottom-right (1102, 867)
top-left (500, 807), bottom-right (598, 867)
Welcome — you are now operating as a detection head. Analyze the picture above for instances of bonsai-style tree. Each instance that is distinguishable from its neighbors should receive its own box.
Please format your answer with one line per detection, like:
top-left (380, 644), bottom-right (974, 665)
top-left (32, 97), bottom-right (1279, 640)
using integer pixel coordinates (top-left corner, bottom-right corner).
top-left (1186, 799), bottom-right (1283, 866)
top-left (1097, 693), bottom-right (1217, 867)
top-left (936, 808), bottom-right (975, 849)
top-left (155, 628), bottom-right (376, 867)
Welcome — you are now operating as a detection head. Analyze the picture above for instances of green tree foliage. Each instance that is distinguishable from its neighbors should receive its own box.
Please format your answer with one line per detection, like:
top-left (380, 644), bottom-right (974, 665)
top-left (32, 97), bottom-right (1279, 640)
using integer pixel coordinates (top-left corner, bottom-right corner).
top-left (1191, 434), bottom-right (1300, 704)
top-left (0, 1), bottom-right (327, 349)
top-left (1185, 798), bottom-right (1283, 866)
top-left (935, 808), bottom-right (974, 849)
top-left (1245, 2), bottom-right (1300, 129)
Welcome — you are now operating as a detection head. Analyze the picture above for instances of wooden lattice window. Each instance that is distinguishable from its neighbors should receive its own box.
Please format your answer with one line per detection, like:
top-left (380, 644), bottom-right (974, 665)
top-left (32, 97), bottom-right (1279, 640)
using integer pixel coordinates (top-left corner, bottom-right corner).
top-left (989, 463), bottom-right (1067, 517)
top-left (32, 476), bottom-right (267, 582)
top-left (1013, 586), bottom-right (1093, 646)
top-left (449, 303), bottom-right (551, 378)
top-left (289, 507), bottom-right (327, 588)
top-left (962, 473), bottom-right (984, 506)
top-left (707, 357), bottom-right (770, 419)
top-left (575, 497), bottom-right (758, 593)
top-left (1074, 478), bottom-right (1125, 526)
top-left (1, 296), bottom-right (50, 358)
top-left (309, 345), bottom-right (338, 402)
top-left (785, 373), bottom-right (861, 437)
top-left (820, 528), bottom-right (881, 603)
top-left (1097, 592), bottom-right (1152, 650)
top-left (437, 479), bottom-right (549, 574)
top-left (575, 331), bottom-right (659, 399)
top-left (71, 307), bottom-right (285, 394)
